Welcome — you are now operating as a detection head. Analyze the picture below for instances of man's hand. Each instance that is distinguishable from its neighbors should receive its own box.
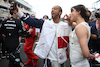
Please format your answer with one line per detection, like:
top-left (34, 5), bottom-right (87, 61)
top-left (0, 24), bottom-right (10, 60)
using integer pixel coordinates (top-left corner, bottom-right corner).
top-left (28, 28), bottom-right (33, 33)
top-left (2, 34), bottom-right (6, 40)
top-left (9, 2), bottom-right (18, 14)
top-left (91, 34), bottom-right (97, 39)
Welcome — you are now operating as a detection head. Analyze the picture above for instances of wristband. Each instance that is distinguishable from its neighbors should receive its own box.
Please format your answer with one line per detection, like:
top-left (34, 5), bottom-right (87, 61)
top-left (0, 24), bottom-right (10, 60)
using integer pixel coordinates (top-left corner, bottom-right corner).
top-left (16, 10), bottom-right (24, 18)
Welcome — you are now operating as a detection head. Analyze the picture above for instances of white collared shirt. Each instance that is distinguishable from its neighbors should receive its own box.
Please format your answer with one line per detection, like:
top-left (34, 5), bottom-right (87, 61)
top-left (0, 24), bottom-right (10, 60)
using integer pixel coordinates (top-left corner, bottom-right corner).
top-left (48, 23), bottom-right (59, 61)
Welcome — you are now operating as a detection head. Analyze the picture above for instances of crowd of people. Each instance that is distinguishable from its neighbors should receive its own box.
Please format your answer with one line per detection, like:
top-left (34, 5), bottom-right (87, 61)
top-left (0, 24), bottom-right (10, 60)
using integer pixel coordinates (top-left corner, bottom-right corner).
top-left (0, 1), bottom-right (100, 67)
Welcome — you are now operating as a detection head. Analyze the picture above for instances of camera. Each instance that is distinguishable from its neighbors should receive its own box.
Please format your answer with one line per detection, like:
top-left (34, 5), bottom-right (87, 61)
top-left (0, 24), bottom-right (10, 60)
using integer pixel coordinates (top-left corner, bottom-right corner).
top-left (95, 12), bottom-right (100, 18)
top-left (11, 2), bottom-right (17, 10)
top-left (10, 2), bottom-right (17, 15)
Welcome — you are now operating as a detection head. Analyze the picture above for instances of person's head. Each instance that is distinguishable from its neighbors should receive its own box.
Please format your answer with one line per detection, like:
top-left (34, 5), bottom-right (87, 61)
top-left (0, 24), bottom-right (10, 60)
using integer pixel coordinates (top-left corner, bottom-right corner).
top-left (9, 8), bottom-right (17, 18)
top-left (51, 5), bottom-right (62, 19)
top-left (43, 15), bottom-right (49, 20)
top-left (69, 4), bottom-right (89, 23)
top-left (25, 13), bottom-right (30, 16)
top-left (31, 14), bottom-right (35, 18)
top-left (95, 11), bottom-right (100, 19)
top-left (86, 9), bottom-right (91, 22)
top-left (87, 9), bottom-right (91, 18)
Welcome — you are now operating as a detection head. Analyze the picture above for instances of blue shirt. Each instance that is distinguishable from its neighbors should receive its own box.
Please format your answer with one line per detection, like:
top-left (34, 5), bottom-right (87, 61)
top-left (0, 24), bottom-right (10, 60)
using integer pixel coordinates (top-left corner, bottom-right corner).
top-left (89, 20), bottom-right (98, 36)
top-left (20, 14), bottom-right (44, 28)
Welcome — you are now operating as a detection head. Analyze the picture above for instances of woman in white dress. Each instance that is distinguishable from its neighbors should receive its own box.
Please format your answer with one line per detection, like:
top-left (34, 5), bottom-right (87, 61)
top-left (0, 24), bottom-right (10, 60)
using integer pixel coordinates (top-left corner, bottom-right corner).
top-left (66, 5), bottom-right (95, 67)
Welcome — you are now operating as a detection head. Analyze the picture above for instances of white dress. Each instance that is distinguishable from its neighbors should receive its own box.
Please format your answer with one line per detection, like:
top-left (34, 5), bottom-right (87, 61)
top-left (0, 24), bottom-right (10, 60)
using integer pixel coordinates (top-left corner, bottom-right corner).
top-left (69, 22), bottom-right (91, 67)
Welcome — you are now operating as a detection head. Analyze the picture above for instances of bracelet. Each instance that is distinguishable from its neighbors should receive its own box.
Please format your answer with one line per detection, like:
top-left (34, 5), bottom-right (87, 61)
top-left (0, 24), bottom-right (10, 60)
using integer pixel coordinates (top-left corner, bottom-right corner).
top-left (87, 54), bottom-right (91, 59)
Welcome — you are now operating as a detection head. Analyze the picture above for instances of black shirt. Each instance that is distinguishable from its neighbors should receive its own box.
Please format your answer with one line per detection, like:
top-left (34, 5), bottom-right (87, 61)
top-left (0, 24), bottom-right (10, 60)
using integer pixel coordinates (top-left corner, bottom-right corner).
top-left (0, 17), bottom-right (26, 53)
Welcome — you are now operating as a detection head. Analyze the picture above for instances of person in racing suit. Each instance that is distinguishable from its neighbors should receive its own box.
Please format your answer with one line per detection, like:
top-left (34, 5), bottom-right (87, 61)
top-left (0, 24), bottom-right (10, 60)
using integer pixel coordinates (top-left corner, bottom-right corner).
top-left (24, 23), bottom-right (38, 66)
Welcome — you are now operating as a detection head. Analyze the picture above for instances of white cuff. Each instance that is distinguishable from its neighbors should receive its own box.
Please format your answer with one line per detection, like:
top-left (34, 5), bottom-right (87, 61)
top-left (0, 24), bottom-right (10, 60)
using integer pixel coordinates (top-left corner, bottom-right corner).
top-left (16, 10), bottom-right (24, 18)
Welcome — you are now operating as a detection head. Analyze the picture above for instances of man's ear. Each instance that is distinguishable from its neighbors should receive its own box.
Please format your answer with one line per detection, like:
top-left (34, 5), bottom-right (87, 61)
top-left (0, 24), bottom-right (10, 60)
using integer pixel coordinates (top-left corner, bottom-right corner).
top-left (59, 12), bottom-right (62, 15)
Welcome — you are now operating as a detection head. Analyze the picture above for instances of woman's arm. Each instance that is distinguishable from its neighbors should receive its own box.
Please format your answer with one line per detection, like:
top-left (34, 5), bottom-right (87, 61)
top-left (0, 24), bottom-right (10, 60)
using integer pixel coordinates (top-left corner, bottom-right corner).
top-left (75, 24), bottom-right (95, 59)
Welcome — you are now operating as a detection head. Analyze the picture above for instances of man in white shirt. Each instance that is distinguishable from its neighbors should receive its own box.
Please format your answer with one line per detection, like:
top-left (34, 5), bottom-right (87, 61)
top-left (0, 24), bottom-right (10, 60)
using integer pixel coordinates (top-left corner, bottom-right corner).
top-left (10, 2), bottom-right (72, 67)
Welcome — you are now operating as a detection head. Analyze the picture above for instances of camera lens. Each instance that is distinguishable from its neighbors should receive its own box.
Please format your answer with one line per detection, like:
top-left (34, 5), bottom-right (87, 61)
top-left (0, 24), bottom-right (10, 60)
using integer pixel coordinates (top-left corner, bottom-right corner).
top-left (95, 12), bottom-right (100, 18)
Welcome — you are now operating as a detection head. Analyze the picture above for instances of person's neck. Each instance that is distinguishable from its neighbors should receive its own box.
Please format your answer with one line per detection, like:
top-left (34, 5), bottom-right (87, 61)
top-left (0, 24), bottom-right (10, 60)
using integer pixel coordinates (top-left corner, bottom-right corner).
top-left (76, 17), bottom-right (85, 24)
top-left (53, 17), bottom-right (60, 23)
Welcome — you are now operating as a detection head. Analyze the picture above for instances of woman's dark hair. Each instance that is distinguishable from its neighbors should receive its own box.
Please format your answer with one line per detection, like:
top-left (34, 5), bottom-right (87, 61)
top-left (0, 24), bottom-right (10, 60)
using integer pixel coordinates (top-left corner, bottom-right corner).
top-left (71, 4), bottom-right (89, 22)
